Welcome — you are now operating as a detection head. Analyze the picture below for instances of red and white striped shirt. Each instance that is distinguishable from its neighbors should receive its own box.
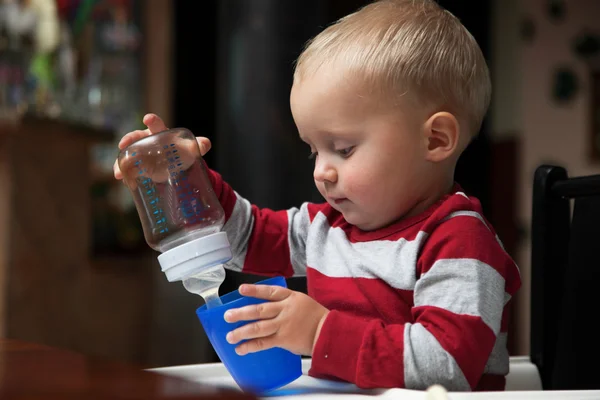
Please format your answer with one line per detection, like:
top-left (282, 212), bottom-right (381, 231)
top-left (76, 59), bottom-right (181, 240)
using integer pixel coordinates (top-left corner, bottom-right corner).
top-left (208, 167), bottom-right (521, 391)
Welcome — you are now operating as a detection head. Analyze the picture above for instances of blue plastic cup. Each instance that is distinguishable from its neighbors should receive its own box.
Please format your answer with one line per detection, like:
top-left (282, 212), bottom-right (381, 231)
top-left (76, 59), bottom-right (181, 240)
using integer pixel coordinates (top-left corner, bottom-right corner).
top-left (196, 276), bottom-right (302, 394)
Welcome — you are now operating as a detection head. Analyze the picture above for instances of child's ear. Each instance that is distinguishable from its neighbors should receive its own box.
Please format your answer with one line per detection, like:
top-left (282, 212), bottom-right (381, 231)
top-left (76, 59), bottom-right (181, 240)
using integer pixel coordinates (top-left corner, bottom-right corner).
top-left (423, 112), bottom-right (460, 162)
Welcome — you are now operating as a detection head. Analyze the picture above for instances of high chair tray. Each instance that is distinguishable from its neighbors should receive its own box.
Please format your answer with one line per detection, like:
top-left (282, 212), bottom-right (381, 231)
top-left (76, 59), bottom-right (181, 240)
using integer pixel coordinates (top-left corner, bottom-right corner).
top-left (149, 358), bottom-right (600, 399)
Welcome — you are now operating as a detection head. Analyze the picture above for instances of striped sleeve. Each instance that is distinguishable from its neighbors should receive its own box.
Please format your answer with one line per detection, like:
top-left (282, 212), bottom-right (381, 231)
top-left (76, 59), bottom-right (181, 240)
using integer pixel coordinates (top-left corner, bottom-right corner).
top-left (206, 166), bottom-right (311, 277)
top-left (310, 210), bottom-right (520, 391)
top-left (408, 212), bottom-right (520, 390)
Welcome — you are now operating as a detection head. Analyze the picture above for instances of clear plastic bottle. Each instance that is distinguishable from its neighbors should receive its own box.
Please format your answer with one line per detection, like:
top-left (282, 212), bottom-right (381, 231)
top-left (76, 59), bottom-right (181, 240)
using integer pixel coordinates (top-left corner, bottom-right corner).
top-left (118, 128), bottom-right (231, 308)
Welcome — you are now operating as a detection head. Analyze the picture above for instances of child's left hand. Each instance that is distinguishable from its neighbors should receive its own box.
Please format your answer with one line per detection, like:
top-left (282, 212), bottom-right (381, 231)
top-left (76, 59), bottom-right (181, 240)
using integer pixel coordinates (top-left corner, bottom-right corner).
top-left (224, 283), bottom-right (329, 356)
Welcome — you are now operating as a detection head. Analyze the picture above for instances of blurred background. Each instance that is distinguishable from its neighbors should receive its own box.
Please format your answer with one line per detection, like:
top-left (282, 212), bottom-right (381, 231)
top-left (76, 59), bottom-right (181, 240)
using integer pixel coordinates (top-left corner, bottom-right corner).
top-left (0, 0), bottom-right (598, 369)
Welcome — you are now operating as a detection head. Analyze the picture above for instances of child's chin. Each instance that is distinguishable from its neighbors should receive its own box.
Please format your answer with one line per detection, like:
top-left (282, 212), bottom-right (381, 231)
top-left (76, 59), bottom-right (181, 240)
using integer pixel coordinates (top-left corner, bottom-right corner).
top-left (345, 215), bottom-right (384, 231)
top-left (341, 213), bottom-right (365, 228)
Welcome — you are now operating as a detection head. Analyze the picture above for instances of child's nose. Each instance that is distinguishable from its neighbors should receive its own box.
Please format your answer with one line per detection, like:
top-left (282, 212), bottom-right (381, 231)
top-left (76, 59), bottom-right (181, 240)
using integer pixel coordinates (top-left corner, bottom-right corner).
top-left (313, 158), bottom-right (337, 183)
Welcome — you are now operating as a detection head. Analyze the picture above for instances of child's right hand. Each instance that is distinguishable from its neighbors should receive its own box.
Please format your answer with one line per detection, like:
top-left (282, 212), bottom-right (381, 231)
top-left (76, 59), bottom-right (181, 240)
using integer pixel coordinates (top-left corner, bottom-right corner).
top-left (113, 113), bottom-right (212, 180)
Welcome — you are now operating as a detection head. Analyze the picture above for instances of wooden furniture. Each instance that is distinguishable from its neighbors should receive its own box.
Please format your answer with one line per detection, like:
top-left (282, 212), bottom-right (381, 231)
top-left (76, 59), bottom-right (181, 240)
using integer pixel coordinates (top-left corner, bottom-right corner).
top-left (0, 338), bottom-right (254, 399)
top-left (0, 116), bottom-right (157, 363)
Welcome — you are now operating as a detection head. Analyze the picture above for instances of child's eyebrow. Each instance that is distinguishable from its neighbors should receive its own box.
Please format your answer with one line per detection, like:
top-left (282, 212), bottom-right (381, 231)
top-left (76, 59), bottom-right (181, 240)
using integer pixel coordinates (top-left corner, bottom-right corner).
top-left (299, 126), bottom-right (363, 145)
top-left (319, 128), bottom-right (362, 139)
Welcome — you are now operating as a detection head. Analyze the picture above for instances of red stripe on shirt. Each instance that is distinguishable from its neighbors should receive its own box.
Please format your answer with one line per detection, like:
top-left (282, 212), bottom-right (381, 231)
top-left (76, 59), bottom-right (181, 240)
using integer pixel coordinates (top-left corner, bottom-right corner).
top-left (413, 306), bottom-right (496, 389)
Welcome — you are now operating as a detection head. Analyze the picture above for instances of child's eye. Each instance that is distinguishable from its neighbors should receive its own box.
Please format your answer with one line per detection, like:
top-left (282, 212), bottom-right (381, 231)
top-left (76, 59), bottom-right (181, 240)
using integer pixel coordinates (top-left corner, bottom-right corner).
top-left (336, 146), bottom-right (355, 158)
top-left (308, 152), bottom-right (318, 160)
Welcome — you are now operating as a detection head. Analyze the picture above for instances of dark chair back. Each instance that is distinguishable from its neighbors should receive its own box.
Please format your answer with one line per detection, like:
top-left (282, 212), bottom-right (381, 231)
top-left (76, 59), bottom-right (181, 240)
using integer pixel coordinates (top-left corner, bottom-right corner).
top-left (531, 165), bottom-right (600, 390)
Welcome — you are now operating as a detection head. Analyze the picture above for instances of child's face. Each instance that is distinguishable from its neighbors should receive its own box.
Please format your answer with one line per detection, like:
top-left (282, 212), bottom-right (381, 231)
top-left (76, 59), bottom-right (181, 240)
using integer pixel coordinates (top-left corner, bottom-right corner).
top-left (290, 71), bottom-right (435, 231)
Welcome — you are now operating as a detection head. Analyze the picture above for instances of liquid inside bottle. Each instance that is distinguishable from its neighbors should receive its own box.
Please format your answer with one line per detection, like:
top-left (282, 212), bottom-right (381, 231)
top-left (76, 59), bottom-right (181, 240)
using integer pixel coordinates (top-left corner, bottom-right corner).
top-left (128, 154), bottom-right (225, 253)
top-left (182, 264), bottom-right (226, 309)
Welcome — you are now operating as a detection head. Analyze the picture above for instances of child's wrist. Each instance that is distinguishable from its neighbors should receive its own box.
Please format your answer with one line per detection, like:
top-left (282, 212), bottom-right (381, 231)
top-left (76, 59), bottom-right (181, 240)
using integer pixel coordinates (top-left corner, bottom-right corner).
top-left (311, 311), bottom-right (330, 355)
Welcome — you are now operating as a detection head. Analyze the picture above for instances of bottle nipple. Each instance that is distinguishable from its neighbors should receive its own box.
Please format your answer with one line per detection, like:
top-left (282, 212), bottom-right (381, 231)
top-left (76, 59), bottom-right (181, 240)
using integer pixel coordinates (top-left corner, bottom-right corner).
top-left (182, 264), bottom-right (226, 309)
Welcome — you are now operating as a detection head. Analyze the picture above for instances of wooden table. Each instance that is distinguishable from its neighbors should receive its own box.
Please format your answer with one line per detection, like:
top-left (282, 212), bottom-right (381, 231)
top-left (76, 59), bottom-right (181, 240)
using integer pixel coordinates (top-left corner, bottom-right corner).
top-left (0, 338), bottom-right (255, 399)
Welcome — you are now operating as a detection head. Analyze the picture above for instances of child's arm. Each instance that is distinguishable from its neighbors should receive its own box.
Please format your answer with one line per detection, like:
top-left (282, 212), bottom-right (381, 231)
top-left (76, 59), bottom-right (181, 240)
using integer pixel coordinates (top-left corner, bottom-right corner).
top-left (309, 216), bottom-right (521, 391)
top-left (205, 165), bottom-right (313, 278)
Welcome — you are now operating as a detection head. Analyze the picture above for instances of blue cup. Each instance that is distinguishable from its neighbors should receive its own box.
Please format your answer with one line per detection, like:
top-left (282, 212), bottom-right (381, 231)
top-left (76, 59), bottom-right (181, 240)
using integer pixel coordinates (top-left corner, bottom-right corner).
top-left (196, 276), bottom-right (302, 394)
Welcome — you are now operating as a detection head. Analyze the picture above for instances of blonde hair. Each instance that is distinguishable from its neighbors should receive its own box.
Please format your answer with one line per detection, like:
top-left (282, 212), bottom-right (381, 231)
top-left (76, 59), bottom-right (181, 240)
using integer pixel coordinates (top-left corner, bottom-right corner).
top-left (294, 0), bottom-right (491, 137)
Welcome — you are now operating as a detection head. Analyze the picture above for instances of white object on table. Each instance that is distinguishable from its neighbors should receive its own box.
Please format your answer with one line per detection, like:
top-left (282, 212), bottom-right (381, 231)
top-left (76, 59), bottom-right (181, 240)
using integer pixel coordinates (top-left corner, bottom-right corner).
top-left (150, 358), bottom-right (422, 399)
top-left (149, 357), bottom-right (600, 399)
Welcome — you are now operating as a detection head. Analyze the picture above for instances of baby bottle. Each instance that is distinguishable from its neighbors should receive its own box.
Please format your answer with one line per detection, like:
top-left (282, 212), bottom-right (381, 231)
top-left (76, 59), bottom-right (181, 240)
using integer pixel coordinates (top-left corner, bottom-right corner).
top-left (117, 128), bottom-right (231, 308)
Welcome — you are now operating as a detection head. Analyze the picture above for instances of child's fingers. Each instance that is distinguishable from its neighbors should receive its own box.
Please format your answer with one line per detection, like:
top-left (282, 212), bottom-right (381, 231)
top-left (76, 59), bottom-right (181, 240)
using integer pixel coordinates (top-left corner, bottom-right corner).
top-left (234, 336), bottom-right (278, 356)
top-left (115, 114), bottom-right (210, 183)
top-left (223, 302), bottom-right (279, 323)
top-left (118, 114), bottom-right (169, 150)
top-left (143, 113), bottom-right (169, 134)
top-left (239, 284), bottom-right (291, 302)
top-left (226, 319), bottom-right (279, 345)
top-left (118, 129), bottom-right (150, 150)
top-left (197, 137), bottom-right (212, 156)
top-left (113, 159), bottom-right (123, 180)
